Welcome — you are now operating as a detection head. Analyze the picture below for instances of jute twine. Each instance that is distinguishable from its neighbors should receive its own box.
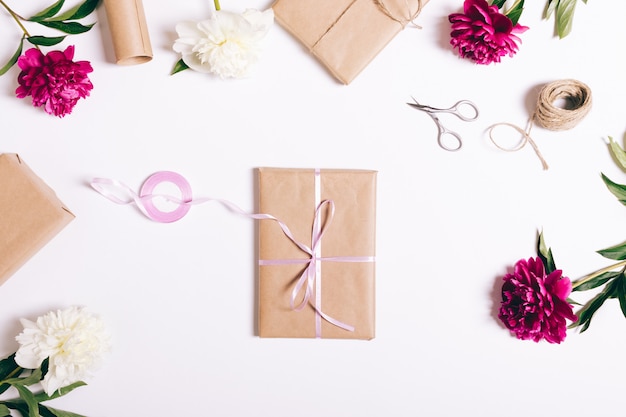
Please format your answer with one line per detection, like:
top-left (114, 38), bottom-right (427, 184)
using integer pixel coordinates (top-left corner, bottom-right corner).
top-left (487, 79), bottom-right (592, 170)
top-left (374, 0), bottom-right (423, 28)
top-left (312, 0), bottom-right (422, 50)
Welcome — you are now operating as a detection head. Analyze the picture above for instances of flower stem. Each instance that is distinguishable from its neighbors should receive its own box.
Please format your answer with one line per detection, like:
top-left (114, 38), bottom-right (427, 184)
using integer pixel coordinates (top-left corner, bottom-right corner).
top-left (572, 260), bottom-right (626, 289)
top-left (3, 366), bottom-right (22, 380)
top-left (213, 0), bottom-right (221, 11)
top-left (0, 0), bottom-right (33, 38)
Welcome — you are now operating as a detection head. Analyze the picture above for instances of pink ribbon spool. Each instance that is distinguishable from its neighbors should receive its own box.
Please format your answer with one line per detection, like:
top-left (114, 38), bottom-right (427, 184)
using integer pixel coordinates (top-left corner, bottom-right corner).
top-left (139, 171), bottom-right (192, 223)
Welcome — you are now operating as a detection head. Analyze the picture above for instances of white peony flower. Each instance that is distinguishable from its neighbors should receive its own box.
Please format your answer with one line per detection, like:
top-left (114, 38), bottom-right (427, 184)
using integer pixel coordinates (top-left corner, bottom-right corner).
top-left (15, 306), bottom-right (110, 394)
top-left (173, 8), bottom-right (274, 78)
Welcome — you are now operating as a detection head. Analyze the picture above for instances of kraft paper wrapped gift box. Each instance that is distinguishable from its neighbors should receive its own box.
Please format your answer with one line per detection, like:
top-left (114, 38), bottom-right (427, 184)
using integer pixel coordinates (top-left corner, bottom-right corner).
top-left (258, 168), bottom-right (376, 339)
top-left (272, 0), bottom-right (428, 84)
top-left (0, 153), bottom-right (75, 285)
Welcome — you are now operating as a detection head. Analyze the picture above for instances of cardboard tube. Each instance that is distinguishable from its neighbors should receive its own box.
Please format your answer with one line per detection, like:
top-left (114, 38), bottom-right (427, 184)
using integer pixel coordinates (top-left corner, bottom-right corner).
top-left (103, 0), bottom-right (153, 65)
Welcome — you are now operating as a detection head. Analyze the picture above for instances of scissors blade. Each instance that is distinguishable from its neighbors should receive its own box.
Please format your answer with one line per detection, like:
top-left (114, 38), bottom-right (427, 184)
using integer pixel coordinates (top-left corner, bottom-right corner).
top-left (407, 102), bottom-right (435, 113)
top-left (407, 99), bottom-right (440, 113)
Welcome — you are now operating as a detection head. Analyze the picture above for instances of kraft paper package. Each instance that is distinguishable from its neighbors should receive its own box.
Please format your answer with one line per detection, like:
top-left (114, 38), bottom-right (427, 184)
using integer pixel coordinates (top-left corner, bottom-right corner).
top-left (0, 153), bottom-right (75, 286)
top-left (258, 168), bottom-right (376, 339)
top-left (272, 0), bottom-right (428, 84)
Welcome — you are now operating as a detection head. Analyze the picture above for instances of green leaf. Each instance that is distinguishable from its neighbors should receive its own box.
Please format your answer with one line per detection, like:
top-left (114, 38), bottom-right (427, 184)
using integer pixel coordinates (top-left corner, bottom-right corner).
top-left (40, 359), bottom-right (49, 380)
top-left (597, 241), bottom-right (626, 261)
top-left (544, 0), bottom-right (558, 18)
top-left (3, 368), bottom-right (43, 388)
top-left (37, 20), bottom-right (95, 34)
top-left (608, 136), bottom-right (626, 170)
top-left (491, 0), bottom-right (507, 9)
top-left (567, 297), bottom-right (584, 306)
top-left (0, 38), bottom-right (24, 76)
top-left (27, 36), bottom-right (67, 47)
top-left (572, 271), bottom-right (619, 291)
top-left (51, 0), bottom-right (100, 21)
top-left (28, 0), bottom-right (65, 21)
top-left (0, 353), bottom-right (23, 396)
top-left (14, 384), bottom-right (40, 417)
top-left (33, 381), bottom-right (86, 402)
top-left (2, 401), bottom-right (29, 416)
top-left (573, 279), bottom-right (617, 332)
top-left (505, 0), bottom-right (524, 26)
top-left (171, 59), bottom-right (189, 75)
top-left (39, 405), bottom-right (86, 417)
top-left (536, 231), bottom-right (557, 274)
top-left (617, 274), bottom-right (626, 318)
top-left (0, 354), bottom-right (19, 380)
top-left (0, 404), bottom-right (10, 416)
top-left (555, 0), bottom-right (577, 38)
top-left (601, 173), bottom-right (626, 206)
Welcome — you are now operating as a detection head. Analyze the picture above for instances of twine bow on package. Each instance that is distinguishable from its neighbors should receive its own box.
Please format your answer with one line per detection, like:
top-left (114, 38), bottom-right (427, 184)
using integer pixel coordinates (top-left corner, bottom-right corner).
top-left (0, 154), bottom-right (74, 285)
top-left (272, 0), bottom-right (428, 84)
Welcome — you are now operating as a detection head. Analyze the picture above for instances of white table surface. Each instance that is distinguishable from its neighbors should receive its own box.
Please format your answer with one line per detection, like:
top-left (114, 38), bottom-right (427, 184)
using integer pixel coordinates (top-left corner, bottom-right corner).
top-left (1, 0), bottom-right (625, 416)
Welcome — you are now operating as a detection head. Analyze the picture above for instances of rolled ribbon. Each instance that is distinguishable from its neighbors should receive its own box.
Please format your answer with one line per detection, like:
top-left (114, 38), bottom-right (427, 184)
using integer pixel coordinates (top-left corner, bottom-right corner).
top-left (90, 170), bottom-right (374, 336)
top-left (488, 79), bottom-right (592, 170)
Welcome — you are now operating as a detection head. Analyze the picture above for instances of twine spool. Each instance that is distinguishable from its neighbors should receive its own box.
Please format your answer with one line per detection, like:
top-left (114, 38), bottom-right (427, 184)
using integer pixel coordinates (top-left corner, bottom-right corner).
top-left (488, 79), bottom-right (592, 170)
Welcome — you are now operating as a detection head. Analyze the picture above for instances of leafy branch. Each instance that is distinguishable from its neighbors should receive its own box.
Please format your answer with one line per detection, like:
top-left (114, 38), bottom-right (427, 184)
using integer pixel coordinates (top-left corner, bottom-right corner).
top-left (0, 0), bottom-right (100, 75)
top-left (0, 354), bottom-right (87, 417)
top-left (544, 0), bottom-right (588, 38)
top-left (538, 135), bottom-right (626, 333)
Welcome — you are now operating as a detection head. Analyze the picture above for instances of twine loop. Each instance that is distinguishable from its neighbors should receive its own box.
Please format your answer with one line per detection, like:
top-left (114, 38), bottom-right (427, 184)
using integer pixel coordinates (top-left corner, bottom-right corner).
top-left (374, 0), bottom-right (423, 28)
top-left (488, 79), bottom-right (592, 170)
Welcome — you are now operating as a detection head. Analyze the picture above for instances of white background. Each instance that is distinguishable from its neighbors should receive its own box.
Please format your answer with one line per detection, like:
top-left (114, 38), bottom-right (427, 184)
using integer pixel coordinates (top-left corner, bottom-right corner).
top-left (1, 0), bottom-right (625, 416)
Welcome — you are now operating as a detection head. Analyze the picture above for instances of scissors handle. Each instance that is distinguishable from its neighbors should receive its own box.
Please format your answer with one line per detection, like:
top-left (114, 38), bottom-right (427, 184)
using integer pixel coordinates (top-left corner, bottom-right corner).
top-left (437, 127), bottom-right (463, 152)
top-left (448, 100), bottom-right (479, 122)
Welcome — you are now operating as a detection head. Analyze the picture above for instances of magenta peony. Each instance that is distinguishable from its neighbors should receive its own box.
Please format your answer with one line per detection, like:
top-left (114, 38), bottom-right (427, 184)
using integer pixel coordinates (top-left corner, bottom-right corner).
top-left (498, 257), bottom-right (577, 343)
top-left (15, 45), bottom-right (93, 117)
top-left (448, 0), bottom-right (528, 65)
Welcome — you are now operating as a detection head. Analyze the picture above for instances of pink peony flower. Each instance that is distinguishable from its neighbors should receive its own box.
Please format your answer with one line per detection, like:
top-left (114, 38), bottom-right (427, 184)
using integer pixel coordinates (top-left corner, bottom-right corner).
top-left (16, 45), bottom-right (93, 117)
top-left (498, 257), bottom-right (577, 343)
top-left (448, 0), bottom-right (528, 65)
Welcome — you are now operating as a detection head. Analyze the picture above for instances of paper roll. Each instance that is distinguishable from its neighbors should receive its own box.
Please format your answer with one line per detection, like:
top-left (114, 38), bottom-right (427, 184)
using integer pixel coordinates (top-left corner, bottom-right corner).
top-left (103, 0), bottom-right (153, 65)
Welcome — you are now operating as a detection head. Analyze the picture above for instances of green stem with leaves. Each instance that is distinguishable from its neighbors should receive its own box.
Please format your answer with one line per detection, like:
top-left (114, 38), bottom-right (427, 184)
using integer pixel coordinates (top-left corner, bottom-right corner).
top-left (572, 260), bottom-right (626, 290)
top-left (0, 0), bottom-right (33, 38)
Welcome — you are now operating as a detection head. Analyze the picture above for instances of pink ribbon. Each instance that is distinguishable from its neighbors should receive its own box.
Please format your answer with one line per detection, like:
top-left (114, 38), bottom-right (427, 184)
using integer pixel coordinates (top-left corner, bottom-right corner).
top-left (90, 170), bottom-right (374, 337)
top-left (91, 171), bottom-right (193, 223)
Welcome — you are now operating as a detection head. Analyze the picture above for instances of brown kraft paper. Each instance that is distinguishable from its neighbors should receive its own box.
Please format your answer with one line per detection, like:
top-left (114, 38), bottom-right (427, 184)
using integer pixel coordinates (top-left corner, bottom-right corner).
top-left (103, 0), bottom-right (153, 65)
top-left (0, 154), bottom-right (75, 286)
top-left (258, 168), bottom-right (376, 339)
top-left (272, 0), bottom-right (428, 84)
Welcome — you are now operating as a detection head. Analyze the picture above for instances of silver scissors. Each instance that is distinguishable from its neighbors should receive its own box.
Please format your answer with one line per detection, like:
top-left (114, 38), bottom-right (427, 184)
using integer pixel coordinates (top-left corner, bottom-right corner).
top-left (407, 98), bottom-right (479, 151)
